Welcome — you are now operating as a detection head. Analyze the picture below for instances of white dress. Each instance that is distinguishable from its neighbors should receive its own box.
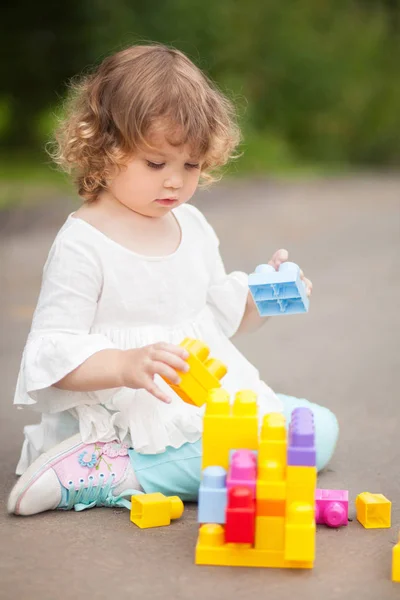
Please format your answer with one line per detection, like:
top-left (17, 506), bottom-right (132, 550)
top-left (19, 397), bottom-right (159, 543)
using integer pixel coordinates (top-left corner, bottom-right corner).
top-left (14, 203), bottom-right (282, 474)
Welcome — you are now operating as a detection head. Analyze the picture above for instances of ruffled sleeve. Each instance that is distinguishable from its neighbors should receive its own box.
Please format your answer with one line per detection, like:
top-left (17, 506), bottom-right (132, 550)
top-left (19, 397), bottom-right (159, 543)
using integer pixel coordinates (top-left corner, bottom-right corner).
top-left (186, 205), bottom-right (249, 338)
top-left (14, 232), bottom-right (117, 412)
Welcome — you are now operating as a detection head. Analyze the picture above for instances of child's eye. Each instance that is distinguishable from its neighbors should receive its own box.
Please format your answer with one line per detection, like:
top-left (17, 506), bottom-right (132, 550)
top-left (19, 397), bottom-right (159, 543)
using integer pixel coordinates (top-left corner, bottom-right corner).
top-left (146, 161), bottom-right (165, 169)
top-left (185, 163), bottom-right (200, 170)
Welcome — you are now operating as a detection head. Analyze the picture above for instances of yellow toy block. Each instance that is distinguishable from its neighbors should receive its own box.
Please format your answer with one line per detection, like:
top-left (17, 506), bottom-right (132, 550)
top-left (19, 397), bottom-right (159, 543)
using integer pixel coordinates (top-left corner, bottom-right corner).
top-left (202, 388), bottom-right (258, 470)
top-left (286, 465), bottom-right (316, 506)
top-left (355, 492), bottom-right (391, 529)
top-left (259, 413), bottom-right (287, 464)
top-left (285, 502), bottom-right (315, 563)
top-left (392, 533), bottom-right (400, 582)
top-left (195, 524), bottom-right (313, 569)
top-left (162, 338), bottom-right (227, 407)
top-left (130, 493), bottom-right (184, 528)
top-left (257, 461), bottom-right (287, 503)
top-left (255, 516), bottom-right (285, 551)
top-left (256, 413), bottom-right (287, 505)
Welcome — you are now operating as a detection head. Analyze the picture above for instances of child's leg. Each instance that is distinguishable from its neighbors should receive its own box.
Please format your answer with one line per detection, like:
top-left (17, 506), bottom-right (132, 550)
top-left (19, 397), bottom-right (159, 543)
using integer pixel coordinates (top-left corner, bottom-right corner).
top-left (129, 441), bottom-right (202, 502)
top-left (129, 397), bottom-right (338, 500)
top-left (277, 393), bottom-right (339, 472)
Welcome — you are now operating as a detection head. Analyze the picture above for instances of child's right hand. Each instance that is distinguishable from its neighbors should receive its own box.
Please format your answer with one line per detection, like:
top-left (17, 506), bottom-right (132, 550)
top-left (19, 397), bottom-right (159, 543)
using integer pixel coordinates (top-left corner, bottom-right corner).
top-left (119, 343), bottom-right (190, 404)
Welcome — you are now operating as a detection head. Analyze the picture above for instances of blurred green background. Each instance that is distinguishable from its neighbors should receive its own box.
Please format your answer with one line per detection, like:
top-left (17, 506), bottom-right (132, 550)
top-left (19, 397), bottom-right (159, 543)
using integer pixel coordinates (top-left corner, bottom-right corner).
top-left (1, 0), bottom-right (399, 209)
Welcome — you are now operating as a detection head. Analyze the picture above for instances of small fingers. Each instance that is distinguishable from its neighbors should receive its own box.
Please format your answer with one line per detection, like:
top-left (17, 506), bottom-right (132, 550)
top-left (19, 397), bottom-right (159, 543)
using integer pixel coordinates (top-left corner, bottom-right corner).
top-left (145, 378), bottom-right (172, 404)
top-left (151, 361), bottom-right (182, 385)
top-left (153, 342), bottom-right (189, 360)
top-left (153, 350), bottom-right (189, 374)
top-left (268, 248), bottom-right (289, 270)
top-left (300, 274), bottom-right (313, 297)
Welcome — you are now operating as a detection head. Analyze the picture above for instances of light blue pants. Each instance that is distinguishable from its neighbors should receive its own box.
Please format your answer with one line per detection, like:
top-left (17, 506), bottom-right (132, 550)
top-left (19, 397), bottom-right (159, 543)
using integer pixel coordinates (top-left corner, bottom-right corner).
top-left (129, 394), bottom-right (339, 501)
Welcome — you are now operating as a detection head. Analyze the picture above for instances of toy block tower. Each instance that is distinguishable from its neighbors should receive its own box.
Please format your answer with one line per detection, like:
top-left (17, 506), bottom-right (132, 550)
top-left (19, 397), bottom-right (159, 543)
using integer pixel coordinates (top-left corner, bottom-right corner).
top-left (196, 393), bottom-right (317, 569)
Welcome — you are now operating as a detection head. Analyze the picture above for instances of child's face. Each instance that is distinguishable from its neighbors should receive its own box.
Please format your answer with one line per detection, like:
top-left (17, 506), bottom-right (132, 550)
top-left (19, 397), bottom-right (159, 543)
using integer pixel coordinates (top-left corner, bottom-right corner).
top-left (106, 129), bottom-right (203, 218)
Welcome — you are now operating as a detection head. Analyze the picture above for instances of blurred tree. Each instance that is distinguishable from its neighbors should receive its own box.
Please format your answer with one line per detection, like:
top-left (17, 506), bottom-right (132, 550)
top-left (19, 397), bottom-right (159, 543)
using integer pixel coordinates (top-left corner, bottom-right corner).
top-left (1, 0), bottom-right (399, 166)
top-left (0, 0), bottom-right (91, 149)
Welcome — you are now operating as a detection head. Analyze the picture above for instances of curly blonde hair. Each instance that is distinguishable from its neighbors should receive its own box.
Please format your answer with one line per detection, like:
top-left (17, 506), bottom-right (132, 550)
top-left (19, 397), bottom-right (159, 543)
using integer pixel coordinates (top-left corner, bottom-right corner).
top-left (49, 43), bottom-right (241, 202)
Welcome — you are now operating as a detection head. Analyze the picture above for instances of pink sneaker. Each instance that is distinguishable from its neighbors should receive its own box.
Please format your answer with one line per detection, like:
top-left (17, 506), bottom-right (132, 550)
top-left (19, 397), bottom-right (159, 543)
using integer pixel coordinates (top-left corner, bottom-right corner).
top-left (8, 434), bottom-right (142, 516)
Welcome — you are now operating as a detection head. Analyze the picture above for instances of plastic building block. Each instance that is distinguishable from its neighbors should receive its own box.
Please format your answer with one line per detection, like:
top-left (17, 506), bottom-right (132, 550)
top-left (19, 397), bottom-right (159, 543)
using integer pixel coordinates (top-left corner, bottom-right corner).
top-left (195, 524), bottom-right (313, 569)
top-left (315, 489), bottom-right (348, 527)
top-left (255, 516), bottom-right (285, 551)
top-left (202, 389), bottom-right (258, 470)
top-left (130, 492), bottom-right (184, 528)
top-left (392, 533), bottom-right (400, 582)
top-left (355, 492), bottom-right (391, 528)
top-left (227, 450), bottom-right (257, 499)
top-left (287, 407), bottom-right (316, 467)
top-left (259, 413), bottom-right (287, 464)
top-left (248, 262), bottom-right (309, 317)
top-left (257, 460), bottom-right (287, 507)
top-left (161, 338), bottom-right (227, 407)
top-left (256, 413), bottom-right (287, 512)
top-left (198, 466), bottom-right (228, 524)
top-left (225, 487), bottom-right (256, 544)
top-left (257, 500), bottom-right (286, 517)
top-left (286, 466), bottom-right (317, 506)
top-left (285, 502), bottom-right (315, 562)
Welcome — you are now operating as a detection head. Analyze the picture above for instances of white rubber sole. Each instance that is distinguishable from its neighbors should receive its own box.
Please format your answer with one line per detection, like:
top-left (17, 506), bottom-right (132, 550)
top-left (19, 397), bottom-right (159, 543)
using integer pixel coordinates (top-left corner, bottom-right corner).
top-left (8, 433), bottom-right (84, 514)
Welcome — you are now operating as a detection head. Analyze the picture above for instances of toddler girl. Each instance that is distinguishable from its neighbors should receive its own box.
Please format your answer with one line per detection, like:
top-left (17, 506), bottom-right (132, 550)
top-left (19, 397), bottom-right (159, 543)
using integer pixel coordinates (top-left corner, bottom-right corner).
top-left (8, 44), bottom-right (338, 516)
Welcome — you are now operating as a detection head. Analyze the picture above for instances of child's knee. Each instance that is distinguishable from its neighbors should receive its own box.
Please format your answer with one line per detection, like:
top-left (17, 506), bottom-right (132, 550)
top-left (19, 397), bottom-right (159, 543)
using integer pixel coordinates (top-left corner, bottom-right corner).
top-left (311, 405), bottom-right (339, 472)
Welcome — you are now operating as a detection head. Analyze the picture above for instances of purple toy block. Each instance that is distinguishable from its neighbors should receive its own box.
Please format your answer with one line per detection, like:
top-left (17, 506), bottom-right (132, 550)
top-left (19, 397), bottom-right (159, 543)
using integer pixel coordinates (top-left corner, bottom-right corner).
top-left (226, 450), bottom-right (257, 499)
top-left (315, 489), bottom-right (349, 527)
top-left (287, 407), bottom-right (316, 466)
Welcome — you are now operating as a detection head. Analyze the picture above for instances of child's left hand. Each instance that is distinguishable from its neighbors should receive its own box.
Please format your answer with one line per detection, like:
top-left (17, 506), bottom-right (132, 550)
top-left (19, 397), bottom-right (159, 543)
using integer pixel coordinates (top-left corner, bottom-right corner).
top-left (268, 248), bottom-right (313, 297)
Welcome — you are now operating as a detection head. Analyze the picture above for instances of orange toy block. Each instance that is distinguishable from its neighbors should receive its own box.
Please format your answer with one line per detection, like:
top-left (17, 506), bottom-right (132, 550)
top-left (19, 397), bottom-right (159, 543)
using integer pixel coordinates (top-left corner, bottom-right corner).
top-left (162, 338), bottom-right (227, 407)
top-left (256, 499), bottom-right (286, 517)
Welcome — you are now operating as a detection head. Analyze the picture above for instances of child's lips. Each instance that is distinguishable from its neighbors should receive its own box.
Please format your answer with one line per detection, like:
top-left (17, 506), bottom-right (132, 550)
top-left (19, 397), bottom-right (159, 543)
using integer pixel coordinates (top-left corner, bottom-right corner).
top-left (155, 198), bottom-right (179, 205)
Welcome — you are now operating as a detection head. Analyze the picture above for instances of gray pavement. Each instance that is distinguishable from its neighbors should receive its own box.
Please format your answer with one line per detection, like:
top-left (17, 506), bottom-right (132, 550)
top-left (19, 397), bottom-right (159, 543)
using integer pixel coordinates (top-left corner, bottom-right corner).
top-left (0, 175), bottom-right (399, 599)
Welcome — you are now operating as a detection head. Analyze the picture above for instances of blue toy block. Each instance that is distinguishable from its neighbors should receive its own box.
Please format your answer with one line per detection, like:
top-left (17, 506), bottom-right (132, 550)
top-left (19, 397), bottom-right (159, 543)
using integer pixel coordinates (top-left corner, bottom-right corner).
top-left (287, 407), bottom-right (316, 466)
top-left (248, 262), bottom-right (309, 316)
top-left (198, 466), bottom-right (228, 524)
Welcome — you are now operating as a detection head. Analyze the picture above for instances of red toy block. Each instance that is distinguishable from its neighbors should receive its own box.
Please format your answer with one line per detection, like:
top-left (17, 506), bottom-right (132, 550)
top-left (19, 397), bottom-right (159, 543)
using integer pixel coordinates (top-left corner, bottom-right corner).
top-left (225, 487), bottom-right (255, 544)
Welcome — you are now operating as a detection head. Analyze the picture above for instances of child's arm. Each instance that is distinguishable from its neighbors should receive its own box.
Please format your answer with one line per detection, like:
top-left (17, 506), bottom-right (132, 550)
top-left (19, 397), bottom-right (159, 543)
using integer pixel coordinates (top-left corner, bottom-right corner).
top-left (191, 206), bottom-right (312, 338)
top-left (235, 291), bottom-right (268, 335)
top-left (235, 249), bottom-right (313, 335)
top-left (54, 343), bottom-right (189, 404)
top-left (20, 235), bottom-right (187, 409)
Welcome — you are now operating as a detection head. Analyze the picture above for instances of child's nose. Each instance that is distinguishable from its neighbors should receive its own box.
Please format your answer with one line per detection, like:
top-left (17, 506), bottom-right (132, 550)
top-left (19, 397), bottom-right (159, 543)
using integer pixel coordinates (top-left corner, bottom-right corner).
top-left (164, 174), bottom-right (183, 189)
